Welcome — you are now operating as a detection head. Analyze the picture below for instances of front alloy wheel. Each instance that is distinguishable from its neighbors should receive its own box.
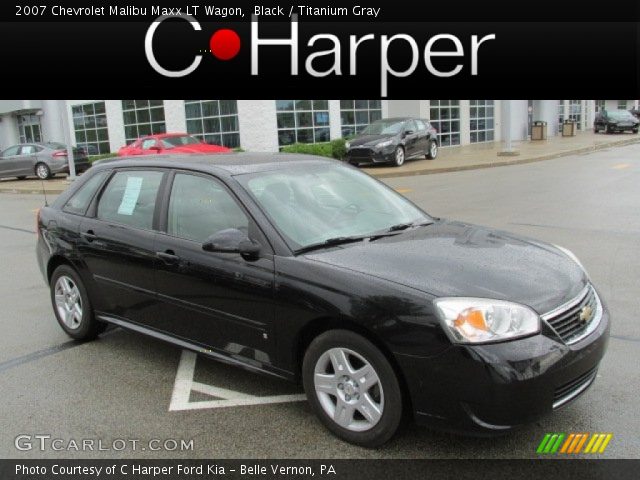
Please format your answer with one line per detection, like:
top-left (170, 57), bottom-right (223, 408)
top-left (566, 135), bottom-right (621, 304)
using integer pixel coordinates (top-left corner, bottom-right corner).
top-left (303, 330), bottom-right (403, 447)
top-left (393, 147), bottom-right (405, 167)
top-left (426, 140), bottom-right (438, 159)
top-left (314, 347), bottom-right (384, 432)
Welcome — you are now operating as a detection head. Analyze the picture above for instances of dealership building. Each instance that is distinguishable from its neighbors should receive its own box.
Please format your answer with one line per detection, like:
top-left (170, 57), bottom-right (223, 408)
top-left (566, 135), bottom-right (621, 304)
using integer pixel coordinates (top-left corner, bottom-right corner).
top-left (0, 100), bottom-right (638, 155)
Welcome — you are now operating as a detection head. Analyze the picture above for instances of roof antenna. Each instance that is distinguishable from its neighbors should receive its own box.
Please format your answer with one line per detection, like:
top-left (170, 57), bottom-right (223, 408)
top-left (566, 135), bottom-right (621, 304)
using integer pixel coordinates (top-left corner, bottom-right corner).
top-left (40, 177), bottom-right (49, 207)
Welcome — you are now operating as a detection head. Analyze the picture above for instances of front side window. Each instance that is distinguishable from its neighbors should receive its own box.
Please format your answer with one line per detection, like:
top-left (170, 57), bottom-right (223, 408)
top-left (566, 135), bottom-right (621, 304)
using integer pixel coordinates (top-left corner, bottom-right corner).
top-left (167, 173), bottom-right (249, 243)
top-left (97, 170), bottom-right (163, 230)
top-left (63, 171), bottom-right (109, 216)
top-left (2, 146), bottom-right (20, 157)
top-left (141, 138), bottom-right (157, 150)
top-left (237, 163), bottom-right (431, 251)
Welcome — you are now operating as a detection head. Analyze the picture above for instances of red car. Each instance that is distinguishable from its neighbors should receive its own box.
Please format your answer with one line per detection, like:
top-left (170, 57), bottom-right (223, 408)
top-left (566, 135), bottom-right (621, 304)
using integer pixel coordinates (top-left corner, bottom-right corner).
top-left (118, 133), bottom-right (231, 156)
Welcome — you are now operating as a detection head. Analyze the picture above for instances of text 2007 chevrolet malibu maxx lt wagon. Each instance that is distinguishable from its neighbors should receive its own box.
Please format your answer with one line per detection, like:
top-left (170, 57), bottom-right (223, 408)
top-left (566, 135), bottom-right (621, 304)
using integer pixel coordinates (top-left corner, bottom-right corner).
top-left (36, 153), bottom-right (609, 447)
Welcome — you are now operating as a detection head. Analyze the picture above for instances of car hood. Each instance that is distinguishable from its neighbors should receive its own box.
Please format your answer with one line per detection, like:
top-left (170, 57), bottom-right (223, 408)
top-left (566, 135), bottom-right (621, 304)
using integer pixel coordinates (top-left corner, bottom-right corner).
top-left (349, 134), bottom-right (396, 148)
top-left (303, 220), bottom-right (588, 315)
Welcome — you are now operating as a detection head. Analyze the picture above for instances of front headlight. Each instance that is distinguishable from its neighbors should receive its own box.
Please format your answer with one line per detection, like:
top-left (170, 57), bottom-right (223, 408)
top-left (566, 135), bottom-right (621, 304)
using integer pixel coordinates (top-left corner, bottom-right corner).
top-left (553, 244), bottom-right (589, 277)
top-left (434, 298), bottom-right (540, 344)
top-left (345, 141), bottom-right (351, 149)
top-left (375, 139), bottom-right (393, 149)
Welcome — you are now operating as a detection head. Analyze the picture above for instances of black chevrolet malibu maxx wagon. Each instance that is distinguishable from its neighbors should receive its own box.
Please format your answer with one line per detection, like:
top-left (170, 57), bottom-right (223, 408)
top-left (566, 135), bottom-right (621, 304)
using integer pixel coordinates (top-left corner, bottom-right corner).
top-left (36, 153), bottom-right (609, 447)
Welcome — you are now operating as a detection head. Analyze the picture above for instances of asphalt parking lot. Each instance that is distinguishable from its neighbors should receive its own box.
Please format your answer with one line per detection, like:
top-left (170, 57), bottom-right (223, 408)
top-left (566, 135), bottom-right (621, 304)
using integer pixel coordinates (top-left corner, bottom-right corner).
top-left (0, 144), bottom-right (638, 459)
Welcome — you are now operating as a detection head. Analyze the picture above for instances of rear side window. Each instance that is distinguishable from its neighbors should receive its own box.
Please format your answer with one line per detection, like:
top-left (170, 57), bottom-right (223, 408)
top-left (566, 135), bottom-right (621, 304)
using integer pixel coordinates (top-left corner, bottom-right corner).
top-left (97, 170), bottom-right (163, 230)
top-left (63, 171), bottom-right (109, 216)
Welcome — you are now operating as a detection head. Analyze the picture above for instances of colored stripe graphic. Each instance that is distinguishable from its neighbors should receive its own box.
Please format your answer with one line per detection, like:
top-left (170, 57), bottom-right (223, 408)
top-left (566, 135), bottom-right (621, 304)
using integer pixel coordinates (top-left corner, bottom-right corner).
top-left (538, 433), bottom-right (613, 454)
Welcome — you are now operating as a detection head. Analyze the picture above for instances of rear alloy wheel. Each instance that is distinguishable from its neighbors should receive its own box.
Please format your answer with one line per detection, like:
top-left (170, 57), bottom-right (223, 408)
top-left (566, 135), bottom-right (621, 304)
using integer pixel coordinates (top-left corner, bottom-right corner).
top-left (426, 140), bottom-right (438, 160)
top-left (50, 265), bottom-right (105, 340)
top-left (35, 163), bottom-right (51, 180)
top-left (303, 330), bottom-right (403, 447)
top-left (393, 147), bottom-right (405, 167)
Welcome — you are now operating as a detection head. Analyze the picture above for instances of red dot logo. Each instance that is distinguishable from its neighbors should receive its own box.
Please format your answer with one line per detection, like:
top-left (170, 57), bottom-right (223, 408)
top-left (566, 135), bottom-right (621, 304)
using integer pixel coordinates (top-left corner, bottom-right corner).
top-left (209, 29), bottom-right (241, 60)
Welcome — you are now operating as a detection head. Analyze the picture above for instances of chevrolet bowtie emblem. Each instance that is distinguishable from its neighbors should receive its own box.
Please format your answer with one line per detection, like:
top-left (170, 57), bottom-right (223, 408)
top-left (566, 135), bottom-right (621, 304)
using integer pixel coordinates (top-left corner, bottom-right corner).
top-left (579, 305), bottom-right (593, 323)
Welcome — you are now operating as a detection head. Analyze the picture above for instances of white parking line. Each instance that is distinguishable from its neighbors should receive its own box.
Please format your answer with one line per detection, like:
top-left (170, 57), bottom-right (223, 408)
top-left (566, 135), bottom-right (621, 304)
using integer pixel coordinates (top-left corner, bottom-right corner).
top-left (169, 350), bottom-right (306, 411)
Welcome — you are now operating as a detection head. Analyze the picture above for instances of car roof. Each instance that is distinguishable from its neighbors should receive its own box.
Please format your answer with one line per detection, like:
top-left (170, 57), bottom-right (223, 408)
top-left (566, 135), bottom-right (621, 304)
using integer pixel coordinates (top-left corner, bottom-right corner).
top-left (92, 152), bottom-right (339, 176)
top-left (139, 133), bottom-right (190, 139)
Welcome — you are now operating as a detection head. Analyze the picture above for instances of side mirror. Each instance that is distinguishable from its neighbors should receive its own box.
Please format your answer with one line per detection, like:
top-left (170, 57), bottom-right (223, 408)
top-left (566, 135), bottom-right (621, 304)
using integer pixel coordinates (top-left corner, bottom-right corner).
top-left (149, 145), bottom-right (162, 151)
top-left (202, 228), bottom-right (261, 260)
top-left (404, 130), bottom-right (414, 136)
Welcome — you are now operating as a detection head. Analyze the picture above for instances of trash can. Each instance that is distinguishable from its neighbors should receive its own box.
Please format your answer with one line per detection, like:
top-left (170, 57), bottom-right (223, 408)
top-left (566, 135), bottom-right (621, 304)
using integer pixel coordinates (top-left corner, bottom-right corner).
top-left (562, 120), bottom-right (577, 137)
top-left (531, 121), bottom-right (547, 140)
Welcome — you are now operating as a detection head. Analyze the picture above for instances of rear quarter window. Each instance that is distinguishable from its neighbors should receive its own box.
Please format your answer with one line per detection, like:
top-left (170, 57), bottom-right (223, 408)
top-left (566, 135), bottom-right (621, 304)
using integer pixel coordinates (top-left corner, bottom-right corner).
top-left (62, 171), bottom-right (109, 216)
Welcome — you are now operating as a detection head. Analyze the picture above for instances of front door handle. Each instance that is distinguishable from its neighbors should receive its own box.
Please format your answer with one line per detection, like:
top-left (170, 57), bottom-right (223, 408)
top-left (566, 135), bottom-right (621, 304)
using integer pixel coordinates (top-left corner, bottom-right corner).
top-left (157, 250), bottom-right (179, 264)
top-left (81, 230), bottom-right (97, 242)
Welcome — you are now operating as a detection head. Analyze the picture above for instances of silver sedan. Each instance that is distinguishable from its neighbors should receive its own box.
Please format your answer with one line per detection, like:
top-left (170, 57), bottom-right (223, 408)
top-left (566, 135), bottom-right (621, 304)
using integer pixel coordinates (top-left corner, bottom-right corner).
top-left (0, 142), bottom-right (90, 180)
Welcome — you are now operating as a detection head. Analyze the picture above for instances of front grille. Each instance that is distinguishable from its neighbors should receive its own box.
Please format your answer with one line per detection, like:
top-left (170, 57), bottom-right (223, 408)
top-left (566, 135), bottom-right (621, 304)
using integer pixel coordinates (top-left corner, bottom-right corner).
top-left (553, 367), bottom-right (597, 408)
top-left (543, 286), bottom-right (599, 344)
top-left (349, 148), bottom-right (373, 159)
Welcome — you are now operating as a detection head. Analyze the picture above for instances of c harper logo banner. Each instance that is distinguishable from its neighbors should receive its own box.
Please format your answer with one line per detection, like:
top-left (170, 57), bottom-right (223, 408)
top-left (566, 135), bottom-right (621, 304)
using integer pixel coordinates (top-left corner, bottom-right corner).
top-left (536, 433), bottom-right (613, 454)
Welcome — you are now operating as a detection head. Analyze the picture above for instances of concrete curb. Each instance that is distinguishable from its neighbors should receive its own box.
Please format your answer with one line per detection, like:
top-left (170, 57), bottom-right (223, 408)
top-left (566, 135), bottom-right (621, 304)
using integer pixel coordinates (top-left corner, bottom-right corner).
top-left (366, 136), bottom-right (640, 179)
top-left (1, 136), bottom-right (639, 194)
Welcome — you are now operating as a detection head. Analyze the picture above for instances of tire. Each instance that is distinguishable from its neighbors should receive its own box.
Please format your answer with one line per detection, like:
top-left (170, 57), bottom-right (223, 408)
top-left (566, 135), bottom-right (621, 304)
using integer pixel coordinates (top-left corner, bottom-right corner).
top-left (393, 146), bottom-right (405, 167)
top-left (302, 329), bottom-right (403, 447)
top-left (426, 140), bottom-right (438, 160)
top-left (605, 124), bottom-right (612, 134)
top-left (633, 128), bottom-right (638, 134)
top-left (593, 125), bottom-right (599, 133)
top-left (50, 265), bottom-right (104, 341)
top-left (35, 163), bottom-right (51, 180)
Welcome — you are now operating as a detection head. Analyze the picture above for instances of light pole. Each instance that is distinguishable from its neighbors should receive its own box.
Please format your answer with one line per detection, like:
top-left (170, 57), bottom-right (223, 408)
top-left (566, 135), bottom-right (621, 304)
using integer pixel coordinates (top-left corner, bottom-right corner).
top-left (58, 100), bottom-right (76, 181)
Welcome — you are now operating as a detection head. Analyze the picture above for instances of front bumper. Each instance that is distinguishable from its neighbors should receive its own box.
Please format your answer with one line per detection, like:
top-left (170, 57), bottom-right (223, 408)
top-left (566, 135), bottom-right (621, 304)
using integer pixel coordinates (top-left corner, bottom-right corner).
top-left (395, 299), bottom-right (610, 434)
top-left (345, 146), bottom-right (395, 165)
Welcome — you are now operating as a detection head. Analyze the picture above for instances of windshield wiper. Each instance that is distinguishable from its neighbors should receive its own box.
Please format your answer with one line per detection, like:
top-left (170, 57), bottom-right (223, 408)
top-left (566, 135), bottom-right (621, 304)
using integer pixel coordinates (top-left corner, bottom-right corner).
top-left (294, 236), bottom-right (367, 254)
top-left (369, 221), bottom-right (434, 241)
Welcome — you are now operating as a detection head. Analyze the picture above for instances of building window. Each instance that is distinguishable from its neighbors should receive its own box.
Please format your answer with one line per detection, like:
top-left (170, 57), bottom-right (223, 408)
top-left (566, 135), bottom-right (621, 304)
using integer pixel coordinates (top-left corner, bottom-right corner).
top-left (122, 100), bottom-right (165, 144)
top-left (617, 100), bottom-right (628, 110)
top-left (469, 100), bottom-right (495, 143)
top-left (429, 100), bottom-right (460, 146)
top-left (276, 100), bottom-right (330, 146)
top-left (17, 114), bottom-right (42, 143)
top-left (184, 100), bottom-right (240, 148)
top-left (568, 100), bottom-right (582, 130)
top-left (339, 100), bottom-right (382, 137)
top-left (72, 102), bottom-right (110, 155)
top-left (595, 100), bottom-right (606, 113)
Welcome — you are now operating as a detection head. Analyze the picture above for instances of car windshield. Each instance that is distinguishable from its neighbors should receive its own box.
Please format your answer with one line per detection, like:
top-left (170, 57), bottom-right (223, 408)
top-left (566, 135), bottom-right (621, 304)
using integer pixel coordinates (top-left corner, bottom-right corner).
top-left (160, 135), bottom-right (201, 148)
top-left (361, 120), bottom-right (405, 136)
top-left (236, 163), bottom-right (431, 251)
top-left (607, 110), bottom-right (634, 120)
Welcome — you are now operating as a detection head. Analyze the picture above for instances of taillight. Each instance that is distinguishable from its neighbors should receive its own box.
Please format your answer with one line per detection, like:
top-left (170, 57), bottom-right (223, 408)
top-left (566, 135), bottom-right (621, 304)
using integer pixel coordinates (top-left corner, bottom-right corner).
top-left (52, 150), bottom-right (67, 158)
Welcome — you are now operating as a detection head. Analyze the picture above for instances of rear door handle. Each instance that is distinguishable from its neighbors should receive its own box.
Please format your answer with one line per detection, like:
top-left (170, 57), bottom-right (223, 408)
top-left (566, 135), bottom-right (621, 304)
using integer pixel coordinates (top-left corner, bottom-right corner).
top-left (157, 250), bottom-right (179, 264)
top-left (81, 230), bottom-right (97, 242)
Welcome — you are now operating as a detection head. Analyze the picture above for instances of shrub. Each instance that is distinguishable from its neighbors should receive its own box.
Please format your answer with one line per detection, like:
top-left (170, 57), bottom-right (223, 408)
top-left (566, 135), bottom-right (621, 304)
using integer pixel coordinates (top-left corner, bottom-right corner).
top-left (281, 138), bottom-right (348, 161)
top-left (88, 152), bottom-right (118, 163)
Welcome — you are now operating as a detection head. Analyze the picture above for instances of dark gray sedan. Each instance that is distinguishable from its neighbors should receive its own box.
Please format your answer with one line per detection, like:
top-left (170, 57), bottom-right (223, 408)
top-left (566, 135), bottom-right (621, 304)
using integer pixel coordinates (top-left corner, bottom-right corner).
top-left (0, 142), bottom-right (90, 180)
